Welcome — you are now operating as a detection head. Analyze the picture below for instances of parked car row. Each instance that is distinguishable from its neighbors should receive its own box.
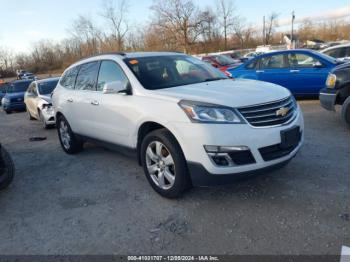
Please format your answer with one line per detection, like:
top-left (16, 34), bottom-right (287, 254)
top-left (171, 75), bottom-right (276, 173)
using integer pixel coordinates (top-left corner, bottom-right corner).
top-left (1, 78), bottom-right (58, 129)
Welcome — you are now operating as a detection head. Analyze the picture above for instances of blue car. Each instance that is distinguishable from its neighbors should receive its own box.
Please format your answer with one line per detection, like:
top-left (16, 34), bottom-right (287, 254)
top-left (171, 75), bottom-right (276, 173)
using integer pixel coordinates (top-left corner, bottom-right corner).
top-left (228, 49), bottom-right (342, 96)
top-left (0, 83), bottom-right (8, 105)
top-left (2, 80), bottom-right (33, 114)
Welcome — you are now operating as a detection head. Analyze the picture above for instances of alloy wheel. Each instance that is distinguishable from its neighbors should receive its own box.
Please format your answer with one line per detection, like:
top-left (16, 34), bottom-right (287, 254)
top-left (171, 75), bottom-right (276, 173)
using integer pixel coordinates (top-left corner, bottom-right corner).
top-left (59, 120), bottom-right (71, 150)
top-left (145, 141), bottom-right (176, 190)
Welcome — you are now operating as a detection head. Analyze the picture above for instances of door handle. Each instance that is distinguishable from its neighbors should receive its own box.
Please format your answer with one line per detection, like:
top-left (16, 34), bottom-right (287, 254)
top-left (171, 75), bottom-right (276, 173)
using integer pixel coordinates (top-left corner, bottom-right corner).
top-left (67, 98), bottom-right (73, 103)
top-left (256, 70), bottom-right (265, 73)
top-left (91, 100), bottom-right (99, 106)
top-left (290, 70), bottom-right (300, 73)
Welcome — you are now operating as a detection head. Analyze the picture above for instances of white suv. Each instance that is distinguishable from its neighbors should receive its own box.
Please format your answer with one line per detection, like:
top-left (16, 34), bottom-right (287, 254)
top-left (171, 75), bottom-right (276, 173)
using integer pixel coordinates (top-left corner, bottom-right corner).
top-left (52, 52), bottom-right (304, 198)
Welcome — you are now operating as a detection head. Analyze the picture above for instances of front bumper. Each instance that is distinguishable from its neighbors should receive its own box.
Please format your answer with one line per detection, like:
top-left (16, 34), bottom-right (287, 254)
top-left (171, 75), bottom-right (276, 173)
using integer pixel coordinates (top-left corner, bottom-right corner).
top-left (41, 108), bottom-right (56, 125)
top-left (168, 108), bottom-right (304, 186)
top-left (2, 102), bottom-right (26, 111)
top-left (319, 88), bottom-right (338, 111)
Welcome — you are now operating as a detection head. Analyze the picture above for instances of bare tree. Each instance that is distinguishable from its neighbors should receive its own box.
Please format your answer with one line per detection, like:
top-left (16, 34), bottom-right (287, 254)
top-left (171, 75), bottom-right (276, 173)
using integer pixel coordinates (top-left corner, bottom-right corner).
top-left (100, 0), bottom-right (129, 51)
top-left (216, 0), bottom-right (236, 50)
top-left (265, 12), bottom-right (279, 45)
top-left (151, 0), bottom-right (205, 53)
top-left (70, 15), bottom-right (103, 56)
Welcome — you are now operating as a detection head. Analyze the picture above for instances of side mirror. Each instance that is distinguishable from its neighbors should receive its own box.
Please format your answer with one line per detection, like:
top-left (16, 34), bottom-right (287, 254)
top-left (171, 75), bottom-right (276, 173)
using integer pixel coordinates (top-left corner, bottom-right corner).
top-left (102, 81), bottom-right (129, 94)
top-left (313, 61), bottom-right (324, 68)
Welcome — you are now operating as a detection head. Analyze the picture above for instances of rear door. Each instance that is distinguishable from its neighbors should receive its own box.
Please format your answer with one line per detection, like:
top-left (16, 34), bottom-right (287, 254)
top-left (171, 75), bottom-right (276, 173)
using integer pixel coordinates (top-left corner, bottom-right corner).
top-left (71, 61), bottom-right (100, 137)
top-left (257, 54), bottom-right (292, 90)
top-left (287, 52), bottom-right (330, 95)
top-left (56, 66), bottom-right (80, 131)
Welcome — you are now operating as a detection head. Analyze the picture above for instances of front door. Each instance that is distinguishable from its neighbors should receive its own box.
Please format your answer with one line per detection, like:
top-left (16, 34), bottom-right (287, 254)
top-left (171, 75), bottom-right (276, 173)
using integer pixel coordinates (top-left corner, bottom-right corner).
top-left (286, 53), bottom-right (329, 95)
top-left (87, 60), bottom-right (135, 147)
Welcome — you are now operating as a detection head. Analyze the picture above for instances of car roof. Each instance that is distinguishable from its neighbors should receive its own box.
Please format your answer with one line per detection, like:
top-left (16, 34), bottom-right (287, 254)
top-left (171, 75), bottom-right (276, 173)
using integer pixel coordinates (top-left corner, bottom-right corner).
top-left (322, 43), bottom-right (350, 52)
top-left (80, 51), bottom-right (186, 61)
top-left (35, 77), bottom-right (60, 84)
top-left (258, 49), bottom-right (318, 56)
top-left (69, 51), bottom-right (188, 70)
top-left (11, 79), bottom-right (33, 84)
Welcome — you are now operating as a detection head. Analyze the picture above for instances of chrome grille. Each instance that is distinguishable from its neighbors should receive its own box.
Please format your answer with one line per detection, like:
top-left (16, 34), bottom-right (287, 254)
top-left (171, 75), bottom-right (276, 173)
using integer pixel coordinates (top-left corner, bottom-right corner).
top-left (238, 96), bottom-right (297, 127)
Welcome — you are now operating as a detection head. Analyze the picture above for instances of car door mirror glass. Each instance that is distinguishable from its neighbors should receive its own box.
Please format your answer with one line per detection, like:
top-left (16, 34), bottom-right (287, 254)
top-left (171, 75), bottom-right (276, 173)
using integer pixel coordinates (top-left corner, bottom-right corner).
top-left (102, 81), bottom-right (127, 94)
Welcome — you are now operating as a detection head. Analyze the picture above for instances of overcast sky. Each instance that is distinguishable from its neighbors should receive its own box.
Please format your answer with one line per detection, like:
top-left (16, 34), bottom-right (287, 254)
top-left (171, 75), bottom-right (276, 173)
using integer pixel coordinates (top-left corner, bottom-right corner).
top-left (0, 0), bottom-right (349, 53)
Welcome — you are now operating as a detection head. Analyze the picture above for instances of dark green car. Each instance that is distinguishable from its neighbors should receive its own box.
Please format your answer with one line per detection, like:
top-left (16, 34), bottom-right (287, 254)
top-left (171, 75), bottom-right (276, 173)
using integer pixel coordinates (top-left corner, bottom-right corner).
top-left (320, 62), bottom-right (350, 128)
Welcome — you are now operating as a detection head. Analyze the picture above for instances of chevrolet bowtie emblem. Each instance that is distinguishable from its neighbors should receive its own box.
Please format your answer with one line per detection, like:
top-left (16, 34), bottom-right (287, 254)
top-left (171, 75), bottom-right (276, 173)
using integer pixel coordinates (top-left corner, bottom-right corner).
top-left (276, 107), bottom-right (289, 117)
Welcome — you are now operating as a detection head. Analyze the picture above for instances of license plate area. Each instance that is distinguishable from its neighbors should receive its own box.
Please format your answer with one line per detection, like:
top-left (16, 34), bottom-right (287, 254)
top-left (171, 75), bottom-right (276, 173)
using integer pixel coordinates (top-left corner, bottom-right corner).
top-left (280, 126), bottom-right (301, 149)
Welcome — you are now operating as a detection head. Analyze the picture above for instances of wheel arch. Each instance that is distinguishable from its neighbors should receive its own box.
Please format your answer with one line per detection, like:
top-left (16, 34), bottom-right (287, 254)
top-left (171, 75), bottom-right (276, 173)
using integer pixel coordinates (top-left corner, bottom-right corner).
top-left (136, 121), bottom-right (183, 166)
top-left (337, 83), bottom-right (350, 105)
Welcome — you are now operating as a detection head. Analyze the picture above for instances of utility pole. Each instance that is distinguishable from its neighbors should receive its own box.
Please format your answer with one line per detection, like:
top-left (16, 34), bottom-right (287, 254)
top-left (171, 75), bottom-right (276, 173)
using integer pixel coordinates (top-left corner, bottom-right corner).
top-left (291, 11), bottom-right (295, 49)
top-left (263, 16), bottom-right (266, 45)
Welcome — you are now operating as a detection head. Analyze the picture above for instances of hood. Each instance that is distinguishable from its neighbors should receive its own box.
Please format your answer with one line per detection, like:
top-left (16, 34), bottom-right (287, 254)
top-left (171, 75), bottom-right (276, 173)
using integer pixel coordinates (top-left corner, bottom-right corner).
top-left (39, 94), bottom-right (52, 104)
top-left (332, 61), bottom-right (350, 72)
top-left (153, 79), bottom-right (291, 108)
top-left (5, 92), bottom-right (25, 99)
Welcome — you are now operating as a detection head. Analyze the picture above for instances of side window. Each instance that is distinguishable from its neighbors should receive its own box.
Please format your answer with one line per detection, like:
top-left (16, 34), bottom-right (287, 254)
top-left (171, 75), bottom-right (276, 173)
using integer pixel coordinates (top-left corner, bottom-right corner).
top-left (27, 83), bottom-right (34, 94)
top-left (33, 85), bottom-right (38, 96)
top-left (75, 62), bottom-right (100, 91)
top-left (288, 53), bottom-right (322, 68)
top-left (261, 55), bottom-right (286, 69)
top-left (246, 60), bottom-right (258, 69)
top-left (60, 66), bottom-right (79, 89)
top-left (338, 48), bottom-right (346, 58)
top-left (97, 61), bottom-right (129, 91)
top-left (346, 47), bottom-right (350, 57)
top-left (324, 49), bottom-right (339, 58)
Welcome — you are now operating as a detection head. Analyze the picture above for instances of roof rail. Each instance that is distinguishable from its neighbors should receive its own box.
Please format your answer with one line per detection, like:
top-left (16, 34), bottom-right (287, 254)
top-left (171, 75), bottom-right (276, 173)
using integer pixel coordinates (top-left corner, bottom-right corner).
top-left (75, 52), bottom-right (127, 64)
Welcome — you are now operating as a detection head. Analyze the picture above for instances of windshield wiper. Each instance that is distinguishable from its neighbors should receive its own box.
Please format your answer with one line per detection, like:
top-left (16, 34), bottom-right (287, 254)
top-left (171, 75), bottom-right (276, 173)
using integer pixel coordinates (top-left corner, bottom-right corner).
top-left (203, 77), bottom-right (227, 82)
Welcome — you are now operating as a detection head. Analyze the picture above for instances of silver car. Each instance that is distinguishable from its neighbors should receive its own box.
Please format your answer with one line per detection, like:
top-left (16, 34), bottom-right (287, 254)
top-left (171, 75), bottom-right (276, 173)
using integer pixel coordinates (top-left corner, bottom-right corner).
top-left (24, 77), bottom-right (59, 129)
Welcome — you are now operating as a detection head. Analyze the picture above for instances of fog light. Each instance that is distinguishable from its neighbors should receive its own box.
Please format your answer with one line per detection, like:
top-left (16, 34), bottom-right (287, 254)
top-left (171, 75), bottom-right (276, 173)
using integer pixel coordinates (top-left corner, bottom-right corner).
top-left (204, 145), bottom-right (255, 167)
top-left (212, 155), bottom-right (229, 166)
top-left (204, 145), bottom-right (249, 153)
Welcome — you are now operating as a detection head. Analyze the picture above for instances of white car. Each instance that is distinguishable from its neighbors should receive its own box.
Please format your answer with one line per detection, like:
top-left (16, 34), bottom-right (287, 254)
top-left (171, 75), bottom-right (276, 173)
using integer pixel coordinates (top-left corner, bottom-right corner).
top-left (24, 78), bottom-right (59, 129)
top-left (321, 44), bottom-right (350, 61)
top-left (52, 52), bottom-right (304, 198)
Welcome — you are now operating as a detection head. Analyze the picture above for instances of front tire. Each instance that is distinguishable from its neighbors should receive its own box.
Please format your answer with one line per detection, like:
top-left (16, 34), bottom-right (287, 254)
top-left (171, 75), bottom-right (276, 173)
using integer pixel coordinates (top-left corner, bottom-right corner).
top-left (140, 129), bottom-right (191, 198)
top-left (57, 115), bottom-right (83, 154)
top-left (27, 108), bottom-right (35, 120)
top-left (341, 96), bottom-right (350, 129)
top-left (0, 146), bottom-right (15, 190)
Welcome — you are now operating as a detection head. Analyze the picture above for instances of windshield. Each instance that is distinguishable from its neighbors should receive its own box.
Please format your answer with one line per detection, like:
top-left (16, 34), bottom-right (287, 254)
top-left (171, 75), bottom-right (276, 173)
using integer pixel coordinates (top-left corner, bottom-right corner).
top-left (38, 80), bottom-right (59, 94)
top-left (313, 51), bottom-right (339, 64)
top-left (6, 82), bottom-right (31, 93)
top-left (124, 55), bottom-right (227, 90)
top-left (215, 55), bottom-right (236, 66)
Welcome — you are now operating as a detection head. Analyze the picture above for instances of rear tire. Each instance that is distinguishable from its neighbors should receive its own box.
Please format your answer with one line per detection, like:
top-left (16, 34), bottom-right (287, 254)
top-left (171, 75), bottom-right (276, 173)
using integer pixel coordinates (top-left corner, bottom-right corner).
top-left (57, 115), bottom-right (83, 154)
top-left (140, 129), bottom-right (191, 198)
top-left (0, 146), bottom-right (15, 190)
top-left (341, 96), bottom-right (350, 129)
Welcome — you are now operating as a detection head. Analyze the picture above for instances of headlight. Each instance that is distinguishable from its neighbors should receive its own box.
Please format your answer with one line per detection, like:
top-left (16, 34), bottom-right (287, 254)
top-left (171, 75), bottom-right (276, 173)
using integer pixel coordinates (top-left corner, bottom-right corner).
top-left (42, 104), bottom-right (54, 114)
top-left (179, 100), bottom-right (244, 124)
top-left (2, 98), bottom-right (9, 104)
top-left (326, 74), bottom-right (337, 89)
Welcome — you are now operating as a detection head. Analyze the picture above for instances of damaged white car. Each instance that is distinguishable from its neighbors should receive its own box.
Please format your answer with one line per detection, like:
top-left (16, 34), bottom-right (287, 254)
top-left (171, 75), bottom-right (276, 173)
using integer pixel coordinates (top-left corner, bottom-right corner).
top-left (24, 77), bottom-right (59, 129)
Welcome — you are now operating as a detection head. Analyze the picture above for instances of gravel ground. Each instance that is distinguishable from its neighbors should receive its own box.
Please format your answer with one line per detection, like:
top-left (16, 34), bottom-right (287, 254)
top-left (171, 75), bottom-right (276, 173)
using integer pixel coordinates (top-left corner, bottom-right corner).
top-left (0, 100), bottom-right (349, 255)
